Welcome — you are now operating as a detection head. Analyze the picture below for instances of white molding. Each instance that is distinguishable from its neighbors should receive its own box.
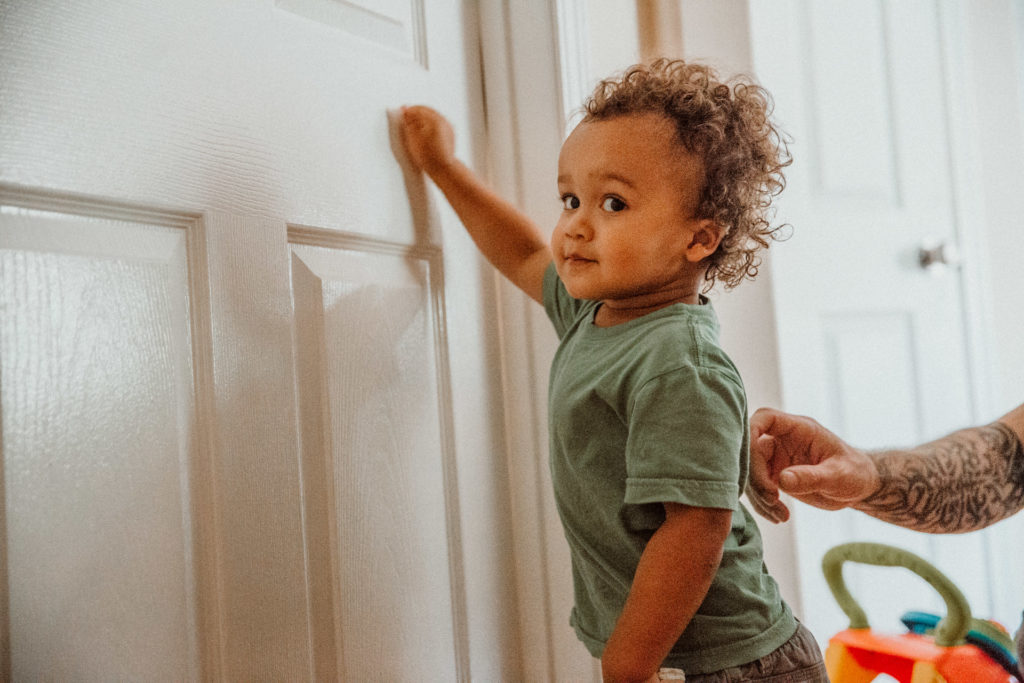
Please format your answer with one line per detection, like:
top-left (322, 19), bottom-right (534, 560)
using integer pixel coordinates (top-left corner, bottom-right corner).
top-left (475, 5), bottom-right (556, 679)
top-left (936, 1), bottom-right (996, 425)
top-left (476, 1), bottom-right (599, 680)
top-left (0, 183), bottom-right (201, 228)
top-left (553, 0), bottom-right (592, 135)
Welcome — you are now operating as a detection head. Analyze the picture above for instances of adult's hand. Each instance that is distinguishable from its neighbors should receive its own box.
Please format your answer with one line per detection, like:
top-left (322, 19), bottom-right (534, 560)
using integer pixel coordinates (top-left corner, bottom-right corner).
top-left (747, 408), bottom-right (881, 523)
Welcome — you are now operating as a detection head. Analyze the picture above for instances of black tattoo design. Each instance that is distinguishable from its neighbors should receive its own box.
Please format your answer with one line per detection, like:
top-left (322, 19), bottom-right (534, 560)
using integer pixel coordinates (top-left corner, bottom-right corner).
top-left (860, 422), bottom-right (1024, 533)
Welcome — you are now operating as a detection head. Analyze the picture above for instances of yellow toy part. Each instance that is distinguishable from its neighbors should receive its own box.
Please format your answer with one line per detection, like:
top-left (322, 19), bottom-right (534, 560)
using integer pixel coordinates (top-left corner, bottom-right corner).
top-left (822, 542), bottom-right (1018, 683)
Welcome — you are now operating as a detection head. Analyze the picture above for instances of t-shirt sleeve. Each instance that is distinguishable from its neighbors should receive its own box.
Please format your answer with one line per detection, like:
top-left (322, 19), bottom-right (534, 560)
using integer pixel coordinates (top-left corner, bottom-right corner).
top-left (542, 262), bottom-right (587, 338)
top-left (623, 366), bottom-right (746, 511)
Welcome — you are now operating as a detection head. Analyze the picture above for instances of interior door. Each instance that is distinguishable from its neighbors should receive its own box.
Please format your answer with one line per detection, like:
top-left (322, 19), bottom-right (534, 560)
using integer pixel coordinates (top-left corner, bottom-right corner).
top-left (748, 0), bottom-right (1015, 645)
top-left (0, 0), bottom-right (519, 679)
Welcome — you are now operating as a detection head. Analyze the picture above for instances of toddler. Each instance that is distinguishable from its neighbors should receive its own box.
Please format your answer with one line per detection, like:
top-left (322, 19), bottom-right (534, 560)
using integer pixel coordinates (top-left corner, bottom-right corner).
top-left (399, 59), bottom-right (827, 682)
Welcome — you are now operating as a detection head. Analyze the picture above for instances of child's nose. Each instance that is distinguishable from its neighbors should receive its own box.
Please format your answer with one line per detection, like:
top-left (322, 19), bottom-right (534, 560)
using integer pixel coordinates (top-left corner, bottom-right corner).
top-left (564, 212), bottom-right (592, 239)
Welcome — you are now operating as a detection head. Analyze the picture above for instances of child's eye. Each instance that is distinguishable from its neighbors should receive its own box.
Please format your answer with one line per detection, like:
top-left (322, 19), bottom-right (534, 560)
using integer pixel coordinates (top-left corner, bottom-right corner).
top-left (601, 196), bottom-right (626, 212)
top-left (561, 194), bottom-right (580, 210)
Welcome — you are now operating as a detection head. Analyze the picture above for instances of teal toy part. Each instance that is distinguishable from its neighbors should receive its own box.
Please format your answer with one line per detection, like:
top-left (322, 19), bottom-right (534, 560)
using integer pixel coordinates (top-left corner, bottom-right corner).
top-left (901, 610), bottom-right (1020, 677)
top-left (902, 610), bottom-right (940, 635)
top-left (821, 542), bottom-right (970, 647)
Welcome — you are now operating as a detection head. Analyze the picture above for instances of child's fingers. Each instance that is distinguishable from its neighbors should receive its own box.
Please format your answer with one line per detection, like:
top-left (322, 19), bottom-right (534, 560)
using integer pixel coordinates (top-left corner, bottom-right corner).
top-left (398, 106), bottom-right (436, 168)
top-left (397, 105), bottom-right (455, 175)
top-left (402, 108), bottom-right (425, 134)
top-left (400, 105), bottom-right (425, 134)
top-left (402, 108), bottom-right (443, 149)
top-left (401, 105), bottom-right (438, 129)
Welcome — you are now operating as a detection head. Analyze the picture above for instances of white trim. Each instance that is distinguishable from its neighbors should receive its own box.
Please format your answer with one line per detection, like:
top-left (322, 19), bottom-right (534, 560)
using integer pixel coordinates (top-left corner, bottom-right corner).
top-left (936, 1), bottom-right (996, 426)
top-left (477, 1), bottom-right (600, 680)
top-left (553, 0), bottom-right (592, 136)
top-left (476, 5), bottom-right (555, 680)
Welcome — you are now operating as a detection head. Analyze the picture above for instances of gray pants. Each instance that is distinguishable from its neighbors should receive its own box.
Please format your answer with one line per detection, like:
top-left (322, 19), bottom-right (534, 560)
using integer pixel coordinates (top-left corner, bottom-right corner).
top-left (683, 622), bottom-right (829, 682)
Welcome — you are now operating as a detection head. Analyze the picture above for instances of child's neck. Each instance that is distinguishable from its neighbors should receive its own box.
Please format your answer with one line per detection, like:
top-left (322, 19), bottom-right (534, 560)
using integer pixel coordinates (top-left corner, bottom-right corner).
top-left (594, 290), bottom-right (702, 327)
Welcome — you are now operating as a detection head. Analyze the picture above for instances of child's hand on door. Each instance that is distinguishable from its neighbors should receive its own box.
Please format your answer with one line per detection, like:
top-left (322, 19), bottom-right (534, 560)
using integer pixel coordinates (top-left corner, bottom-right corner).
top-left (399, 105), bottom-right (456, 178)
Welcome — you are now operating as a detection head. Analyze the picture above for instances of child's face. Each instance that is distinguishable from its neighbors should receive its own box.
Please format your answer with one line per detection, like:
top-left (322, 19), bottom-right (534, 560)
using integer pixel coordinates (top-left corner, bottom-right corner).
top-left (553, 113), bottom-right (713, 311)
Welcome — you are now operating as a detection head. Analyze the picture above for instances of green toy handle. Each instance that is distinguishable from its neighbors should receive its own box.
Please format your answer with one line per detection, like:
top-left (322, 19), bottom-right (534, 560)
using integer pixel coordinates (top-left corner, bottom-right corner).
top-left (822, 542), bottom-right (971, 647)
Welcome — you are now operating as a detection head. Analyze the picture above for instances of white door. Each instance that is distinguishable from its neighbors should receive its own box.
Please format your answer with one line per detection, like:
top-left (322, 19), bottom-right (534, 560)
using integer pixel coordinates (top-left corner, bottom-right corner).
top-left (749, 0), bottom-right (1020, 645)
top-left (0, 0), bottom-right (519, 679)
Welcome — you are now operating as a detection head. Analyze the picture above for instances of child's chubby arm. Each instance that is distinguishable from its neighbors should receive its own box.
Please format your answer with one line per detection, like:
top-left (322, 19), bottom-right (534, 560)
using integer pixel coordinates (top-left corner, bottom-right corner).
top-left (602, 503), bottom-right (733, 683)
top-left (399, 105), bottom-right (551, 304)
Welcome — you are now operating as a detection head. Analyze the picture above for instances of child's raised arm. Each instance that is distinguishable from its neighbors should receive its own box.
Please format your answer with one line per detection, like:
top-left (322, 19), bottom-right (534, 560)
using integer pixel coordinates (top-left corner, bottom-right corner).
top-left (399, 106), bottom-right (551, 304)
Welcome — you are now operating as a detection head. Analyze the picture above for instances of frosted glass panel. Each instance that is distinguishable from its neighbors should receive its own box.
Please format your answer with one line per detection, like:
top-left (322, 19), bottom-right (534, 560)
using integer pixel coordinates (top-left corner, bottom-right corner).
top-left (0, 208), bottom-right (197, 679)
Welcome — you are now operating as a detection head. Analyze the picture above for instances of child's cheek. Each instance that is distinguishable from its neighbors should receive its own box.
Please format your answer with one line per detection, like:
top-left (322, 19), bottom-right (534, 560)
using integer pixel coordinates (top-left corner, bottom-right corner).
top-left (550, 225), bottom-right (564, 254)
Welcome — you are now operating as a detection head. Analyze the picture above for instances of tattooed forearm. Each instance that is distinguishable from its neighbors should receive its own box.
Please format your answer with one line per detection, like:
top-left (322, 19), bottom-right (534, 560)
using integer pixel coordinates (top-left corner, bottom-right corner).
top-left (857, 422), bottom-right (1024, 533)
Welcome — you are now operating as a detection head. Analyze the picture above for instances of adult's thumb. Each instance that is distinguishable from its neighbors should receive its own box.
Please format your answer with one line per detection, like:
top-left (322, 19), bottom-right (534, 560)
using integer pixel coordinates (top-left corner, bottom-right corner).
top-left (778, 465), bottom-right (827, 494)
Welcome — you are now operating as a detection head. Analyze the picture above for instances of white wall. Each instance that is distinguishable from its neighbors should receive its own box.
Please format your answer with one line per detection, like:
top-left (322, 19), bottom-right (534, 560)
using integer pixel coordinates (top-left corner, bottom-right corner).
top-left (587, 0), bottom-right (641, 83)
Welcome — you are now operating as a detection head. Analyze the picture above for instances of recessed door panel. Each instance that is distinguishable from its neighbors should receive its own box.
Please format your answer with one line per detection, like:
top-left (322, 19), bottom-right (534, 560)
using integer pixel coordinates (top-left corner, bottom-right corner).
top-left (0, 204), bottom-right (202, 680)
top-left (291, 231), bottom-right (460, 680)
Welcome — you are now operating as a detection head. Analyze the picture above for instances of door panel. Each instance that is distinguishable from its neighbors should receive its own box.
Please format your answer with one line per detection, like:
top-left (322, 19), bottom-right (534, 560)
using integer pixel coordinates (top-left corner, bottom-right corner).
top-left (802, 0), bottom-right (899, 201)
top-left (290, 232), bottom-right (461, 680)
top-left (1, 0), bottom-right (512, 679)
top-left (0, 203), bottom-right (202, 679)
top-left (277, 0), bottom-right (428, 63)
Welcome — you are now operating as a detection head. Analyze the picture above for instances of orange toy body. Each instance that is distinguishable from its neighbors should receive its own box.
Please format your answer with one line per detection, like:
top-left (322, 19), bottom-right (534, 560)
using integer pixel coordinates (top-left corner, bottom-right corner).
top-left (827, 628), bottom-right (1015, 682)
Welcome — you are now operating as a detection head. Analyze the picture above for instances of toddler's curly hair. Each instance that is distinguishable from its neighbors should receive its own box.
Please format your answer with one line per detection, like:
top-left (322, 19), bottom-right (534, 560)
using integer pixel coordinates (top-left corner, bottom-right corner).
top-left (583, 58), bottom-right (792, 291)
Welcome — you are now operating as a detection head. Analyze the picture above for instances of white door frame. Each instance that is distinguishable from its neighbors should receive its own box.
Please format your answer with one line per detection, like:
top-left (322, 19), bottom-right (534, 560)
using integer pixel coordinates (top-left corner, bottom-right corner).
top-left (478, 0), bottom-right (600, 679)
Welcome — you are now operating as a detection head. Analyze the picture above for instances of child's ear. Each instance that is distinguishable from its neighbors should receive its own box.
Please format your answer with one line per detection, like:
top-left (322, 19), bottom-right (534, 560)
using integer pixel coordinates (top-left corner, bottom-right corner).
top-left (685, 220), bottom-right (724, 262)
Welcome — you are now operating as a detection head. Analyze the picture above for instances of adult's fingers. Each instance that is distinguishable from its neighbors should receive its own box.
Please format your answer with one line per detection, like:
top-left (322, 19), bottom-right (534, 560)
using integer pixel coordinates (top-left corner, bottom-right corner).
top-left (746, 438), bottom-right (792, 523)
top-left (750, 407), bottom-right (783, 442)
top-left (778, 464), bottom-right (829, 495)
top-left (747, 489), bottom-right (790, 523)
top-left (748, 433), bottom-right (777, 487)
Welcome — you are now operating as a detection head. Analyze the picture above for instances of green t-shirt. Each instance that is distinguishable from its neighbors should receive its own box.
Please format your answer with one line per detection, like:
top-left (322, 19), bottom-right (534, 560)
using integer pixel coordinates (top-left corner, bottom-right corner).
top-left (543, 265), bottom-right (796, 674)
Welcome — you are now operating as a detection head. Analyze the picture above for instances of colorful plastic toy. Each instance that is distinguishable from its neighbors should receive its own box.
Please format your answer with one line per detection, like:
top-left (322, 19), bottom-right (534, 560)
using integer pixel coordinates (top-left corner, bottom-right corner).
top-left (823, 542), bottom-right (1020, 682)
